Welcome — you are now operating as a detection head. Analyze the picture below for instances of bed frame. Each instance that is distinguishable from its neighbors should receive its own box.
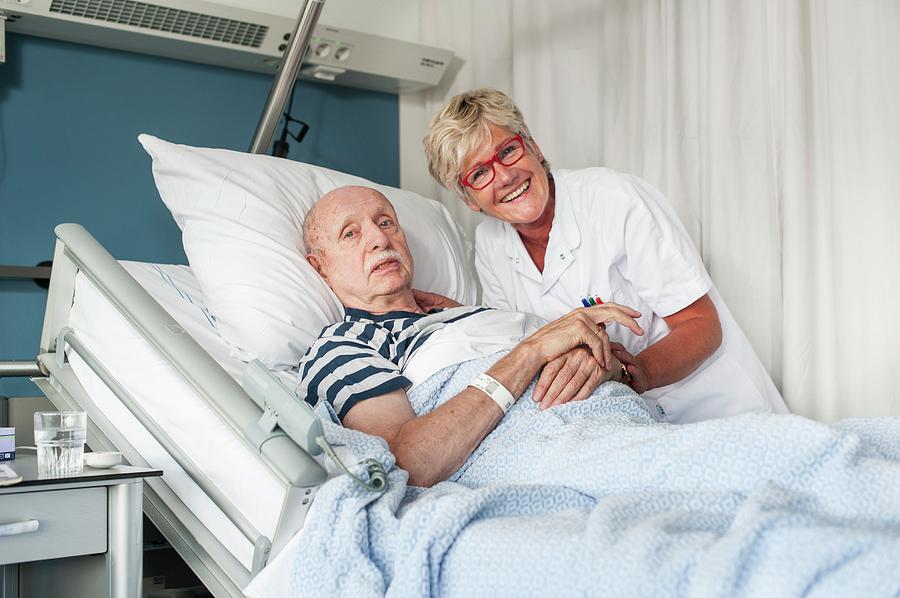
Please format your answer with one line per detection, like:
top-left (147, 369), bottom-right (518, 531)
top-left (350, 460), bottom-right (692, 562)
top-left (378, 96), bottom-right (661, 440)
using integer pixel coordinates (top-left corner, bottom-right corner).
top-left (30, 223), bottom-right (330, 597)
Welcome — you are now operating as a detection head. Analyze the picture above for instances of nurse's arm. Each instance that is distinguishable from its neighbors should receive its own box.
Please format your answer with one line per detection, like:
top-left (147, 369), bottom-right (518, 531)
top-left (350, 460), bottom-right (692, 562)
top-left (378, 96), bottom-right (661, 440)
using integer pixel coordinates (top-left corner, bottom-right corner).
top-left (618, 294), bottom-right (722, 392)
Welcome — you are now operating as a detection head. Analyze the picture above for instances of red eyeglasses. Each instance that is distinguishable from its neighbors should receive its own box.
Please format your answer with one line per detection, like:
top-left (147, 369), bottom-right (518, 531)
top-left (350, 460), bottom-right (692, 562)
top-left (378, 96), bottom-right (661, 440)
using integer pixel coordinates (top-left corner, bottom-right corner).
top-left (460, 135), bottom-right (527, 190)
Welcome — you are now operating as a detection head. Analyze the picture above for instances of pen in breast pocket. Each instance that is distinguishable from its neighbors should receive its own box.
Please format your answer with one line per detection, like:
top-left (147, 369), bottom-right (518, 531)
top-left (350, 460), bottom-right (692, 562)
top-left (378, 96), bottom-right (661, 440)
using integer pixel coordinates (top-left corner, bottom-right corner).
top-left (580, 296), bottom-right (604, 307)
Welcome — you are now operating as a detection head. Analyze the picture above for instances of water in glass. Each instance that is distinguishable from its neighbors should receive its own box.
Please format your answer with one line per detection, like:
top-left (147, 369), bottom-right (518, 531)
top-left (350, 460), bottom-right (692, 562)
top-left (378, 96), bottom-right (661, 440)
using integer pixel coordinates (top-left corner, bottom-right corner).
top-left (34, 412), bottom-right (87, 476)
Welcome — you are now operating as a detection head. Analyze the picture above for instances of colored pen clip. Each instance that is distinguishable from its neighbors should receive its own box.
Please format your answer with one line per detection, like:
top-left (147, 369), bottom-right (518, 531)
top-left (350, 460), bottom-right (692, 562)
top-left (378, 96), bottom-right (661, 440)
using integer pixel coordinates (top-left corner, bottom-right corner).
top-left (580, 296), bottom-right (604, 307)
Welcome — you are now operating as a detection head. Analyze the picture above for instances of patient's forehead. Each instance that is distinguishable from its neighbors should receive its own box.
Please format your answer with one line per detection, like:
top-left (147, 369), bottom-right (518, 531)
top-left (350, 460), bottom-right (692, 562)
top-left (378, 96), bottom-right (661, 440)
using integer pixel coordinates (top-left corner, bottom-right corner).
top-left (318, 187), bottom-right (397, 231)
top-left (305, 186), bottom-right (398, 254)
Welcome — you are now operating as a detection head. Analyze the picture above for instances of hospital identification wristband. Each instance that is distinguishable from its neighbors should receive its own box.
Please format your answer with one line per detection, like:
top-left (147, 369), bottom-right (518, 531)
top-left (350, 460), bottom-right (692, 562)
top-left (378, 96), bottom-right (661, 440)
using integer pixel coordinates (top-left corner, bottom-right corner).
top-left (468, 373), bottom-right (516, 414)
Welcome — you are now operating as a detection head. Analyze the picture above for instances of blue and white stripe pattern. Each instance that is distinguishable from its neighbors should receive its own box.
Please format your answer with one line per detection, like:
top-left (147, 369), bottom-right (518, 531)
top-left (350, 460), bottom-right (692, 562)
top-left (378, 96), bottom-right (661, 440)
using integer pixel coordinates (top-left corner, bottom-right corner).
top-left (149, 264), bottom-right (218, 329)
top-left (297, 306), bottom-right (489, 420)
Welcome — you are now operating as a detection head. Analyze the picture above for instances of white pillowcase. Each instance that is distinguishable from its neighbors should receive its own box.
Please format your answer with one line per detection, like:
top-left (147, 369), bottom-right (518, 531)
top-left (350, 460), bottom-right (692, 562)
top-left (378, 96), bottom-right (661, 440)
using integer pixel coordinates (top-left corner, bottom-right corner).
top-left (139, 134), bottom-right (476, 370)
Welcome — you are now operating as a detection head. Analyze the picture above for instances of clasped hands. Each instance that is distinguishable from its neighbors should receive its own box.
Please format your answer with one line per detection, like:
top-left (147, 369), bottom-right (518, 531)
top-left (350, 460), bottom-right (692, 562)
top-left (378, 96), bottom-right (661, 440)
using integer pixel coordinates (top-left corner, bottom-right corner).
top-left (414, 289), bottom-right (645, 410)
top-left (524, 303), bottom-right (643, 409)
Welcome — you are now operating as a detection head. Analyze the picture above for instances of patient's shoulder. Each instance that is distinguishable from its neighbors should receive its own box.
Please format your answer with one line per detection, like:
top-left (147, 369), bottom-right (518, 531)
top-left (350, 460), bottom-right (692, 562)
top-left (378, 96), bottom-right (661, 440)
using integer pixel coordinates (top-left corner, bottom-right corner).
top-left (299, 317), bottom-right (389, 366)
top-left (316, 317), bottom-right (392, 348)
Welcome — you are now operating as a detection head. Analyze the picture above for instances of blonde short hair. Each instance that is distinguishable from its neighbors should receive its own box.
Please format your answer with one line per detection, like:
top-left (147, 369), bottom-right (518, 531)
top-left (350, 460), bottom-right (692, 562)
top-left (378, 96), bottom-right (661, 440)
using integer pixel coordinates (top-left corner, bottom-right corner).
top-left (423, 89), bottom-right (551, 198)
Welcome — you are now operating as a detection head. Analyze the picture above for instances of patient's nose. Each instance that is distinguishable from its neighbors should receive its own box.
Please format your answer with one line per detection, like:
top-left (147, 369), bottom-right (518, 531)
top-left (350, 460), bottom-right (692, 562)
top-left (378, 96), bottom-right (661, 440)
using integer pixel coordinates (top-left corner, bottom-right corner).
top-left (364, 221), bottom-right (390, 251)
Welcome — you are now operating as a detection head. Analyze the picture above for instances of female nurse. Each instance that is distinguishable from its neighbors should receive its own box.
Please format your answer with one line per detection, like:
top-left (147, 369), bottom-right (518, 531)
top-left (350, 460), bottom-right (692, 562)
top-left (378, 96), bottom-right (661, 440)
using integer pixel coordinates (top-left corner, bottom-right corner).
top-left (422, 88), bottom-right (788, 423)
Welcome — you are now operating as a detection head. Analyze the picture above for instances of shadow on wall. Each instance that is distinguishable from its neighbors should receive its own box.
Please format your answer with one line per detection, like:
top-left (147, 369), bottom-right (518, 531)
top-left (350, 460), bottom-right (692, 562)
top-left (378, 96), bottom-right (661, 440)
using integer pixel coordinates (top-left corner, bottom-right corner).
top-left (0, 32), bottom-right (24, 187)
top-left (0, 37), bottom-right (41, 394)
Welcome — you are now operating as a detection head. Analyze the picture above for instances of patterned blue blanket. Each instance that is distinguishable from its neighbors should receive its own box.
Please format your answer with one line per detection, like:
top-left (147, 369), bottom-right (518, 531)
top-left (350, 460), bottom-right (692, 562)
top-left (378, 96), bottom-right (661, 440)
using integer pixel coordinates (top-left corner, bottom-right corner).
top-left (281, 354), bottom-right (900, 597)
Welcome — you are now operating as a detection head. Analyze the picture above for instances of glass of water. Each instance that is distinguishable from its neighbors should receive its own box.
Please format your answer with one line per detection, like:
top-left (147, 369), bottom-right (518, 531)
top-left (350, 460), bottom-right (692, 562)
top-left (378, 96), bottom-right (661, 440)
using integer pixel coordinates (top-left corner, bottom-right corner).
top-left (34, 411), bottom-right (87, 477)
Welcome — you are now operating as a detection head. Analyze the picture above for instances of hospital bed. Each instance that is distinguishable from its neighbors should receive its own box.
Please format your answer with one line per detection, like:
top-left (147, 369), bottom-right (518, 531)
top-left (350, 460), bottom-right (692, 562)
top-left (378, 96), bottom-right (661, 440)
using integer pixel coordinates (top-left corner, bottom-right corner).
top-left (31, 223), bottom-right (335, 597)
top-left (18, 129), bottom-right (900, 595)
top-left (33, 223), bottom-right (900, 598)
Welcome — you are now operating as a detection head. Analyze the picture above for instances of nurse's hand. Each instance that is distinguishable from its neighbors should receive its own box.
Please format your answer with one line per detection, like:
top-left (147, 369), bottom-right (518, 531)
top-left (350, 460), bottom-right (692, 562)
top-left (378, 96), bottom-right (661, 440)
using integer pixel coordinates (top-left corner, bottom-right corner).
top-left (611, 343), bottom-right (650, 393)
top-left (413, 289), bottom-right (462, 312)
top-left (533, 346), bottom-right (618, 410)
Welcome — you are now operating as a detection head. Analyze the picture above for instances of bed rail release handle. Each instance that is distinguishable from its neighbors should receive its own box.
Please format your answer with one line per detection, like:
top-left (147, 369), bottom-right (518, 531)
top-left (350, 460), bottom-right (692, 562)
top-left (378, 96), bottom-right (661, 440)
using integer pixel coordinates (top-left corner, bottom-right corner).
top-left (246, 406), bottom-right (289, 452)
top-left (243, 360), bottom-right (325, 457)
top-left (258, 405), bottom-right (279, 434)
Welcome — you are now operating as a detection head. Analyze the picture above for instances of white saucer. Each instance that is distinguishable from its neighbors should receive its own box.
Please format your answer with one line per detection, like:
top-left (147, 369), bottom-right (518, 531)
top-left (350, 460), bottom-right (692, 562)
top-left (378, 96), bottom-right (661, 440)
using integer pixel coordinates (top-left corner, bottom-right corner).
top-left (84, 451), bottom-right (123, 469)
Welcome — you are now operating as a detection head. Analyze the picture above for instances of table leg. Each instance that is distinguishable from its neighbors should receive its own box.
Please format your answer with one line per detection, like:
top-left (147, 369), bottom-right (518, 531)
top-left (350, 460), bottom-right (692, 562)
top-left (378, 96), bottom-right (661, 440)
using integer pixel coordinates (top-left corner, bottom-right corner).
top-left (106, 479), bottom-right (142, 598)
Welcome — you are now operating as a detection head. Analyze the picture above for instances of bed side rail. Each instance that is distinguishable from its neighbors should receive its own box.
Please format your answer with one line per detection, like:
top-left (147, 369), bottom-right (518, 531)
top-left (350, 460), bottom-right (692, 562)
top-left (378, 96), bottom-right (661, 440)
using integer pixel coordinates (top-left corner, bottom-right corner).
top-left (54, 328), bottom-right (274, 574)
top-left (44, 224), bottom-right (326, 483)
top-left (39, 224), bottom-right (330, 568)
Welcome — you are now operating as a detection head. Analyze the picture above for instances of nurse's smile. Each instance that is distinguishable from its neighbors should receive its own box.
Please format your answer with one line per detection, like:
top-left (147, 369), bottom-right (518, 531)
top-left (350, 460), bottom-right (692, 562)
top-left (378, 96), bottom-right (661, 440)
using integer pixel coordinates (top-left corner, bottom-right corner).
top-left (499, 179), bottom-right (530, 203)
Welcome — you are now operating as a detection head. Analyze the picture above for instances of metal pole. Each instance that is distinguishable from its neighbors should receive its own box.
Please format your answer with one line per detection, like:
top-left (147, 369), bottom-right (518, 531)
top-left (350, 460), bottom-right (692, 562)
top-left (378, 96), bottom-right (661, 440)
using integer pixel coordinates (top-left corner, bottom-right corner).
top-left (106, 480), bottom-right (143, 598)
top-left (0, 361), bottom-right (43, 378)
top-left (248, 0), bottom-right (326, 154)
top-left (1, 16), bottom-right (7, 65)
top-left (0, 266), bottom-right (52, 281)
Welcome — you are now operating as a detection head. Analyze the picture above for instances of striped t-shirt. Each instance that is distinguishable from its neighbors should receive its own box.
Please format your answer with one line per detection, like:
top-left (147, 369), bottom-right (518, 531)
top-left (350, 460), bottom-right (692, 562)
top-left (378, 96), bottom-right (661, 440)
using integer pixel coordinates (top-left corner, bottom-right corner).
top-left (298, 306), bottom-right (490, 421)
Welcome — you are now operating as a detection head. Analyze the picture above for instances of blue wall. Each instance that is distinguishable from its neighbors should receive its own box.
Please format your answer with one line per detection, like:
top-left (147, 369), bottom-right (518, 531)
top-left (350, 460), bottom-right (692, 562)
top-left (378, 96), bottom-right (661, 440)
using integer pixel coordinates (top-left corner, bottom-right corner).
top-left (0, 33), bottom-right (399, 396)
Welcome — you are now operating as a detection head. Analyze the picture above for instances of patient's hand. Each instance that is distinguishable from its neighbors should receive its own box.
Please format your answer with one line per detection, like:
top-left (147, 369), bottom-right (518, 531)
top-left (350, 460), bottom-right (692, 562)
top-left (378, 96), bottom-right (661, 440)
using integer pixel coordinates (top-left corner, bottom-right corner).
top-left (533, 346), bottom-right (617, 410)
top-left (413, 289), bottom-right (462, 312)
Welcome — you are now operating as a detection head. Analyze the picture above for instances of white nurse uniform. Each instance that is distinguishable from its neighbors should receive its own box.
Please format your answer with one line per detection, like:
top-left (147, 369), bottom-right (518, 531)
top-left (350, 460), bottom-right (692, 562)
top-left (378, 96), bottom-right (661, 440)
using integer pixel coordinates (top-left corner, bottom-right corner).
top-left (474, 167), bottom-right (788, 423)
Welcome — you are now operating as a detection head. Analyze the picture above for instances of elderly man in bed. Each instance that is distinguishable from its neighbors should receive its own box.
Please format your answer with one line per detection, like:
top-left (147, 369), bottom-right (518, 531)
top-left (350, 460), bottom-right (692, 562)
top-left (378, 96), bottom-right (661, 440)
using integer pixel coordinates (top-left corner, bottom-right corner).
top-left (298, 185), bottom-right (644, 487)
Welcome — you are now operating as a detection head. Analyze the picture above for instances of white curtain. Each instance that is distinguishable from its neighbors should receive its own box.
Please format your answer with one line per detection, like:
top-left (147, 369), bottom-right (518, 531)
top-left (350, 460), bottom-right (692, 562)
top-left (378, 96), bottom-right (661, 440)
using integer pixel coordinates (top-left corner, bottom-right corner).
top-left (401, 0), bottom-right (900, 420)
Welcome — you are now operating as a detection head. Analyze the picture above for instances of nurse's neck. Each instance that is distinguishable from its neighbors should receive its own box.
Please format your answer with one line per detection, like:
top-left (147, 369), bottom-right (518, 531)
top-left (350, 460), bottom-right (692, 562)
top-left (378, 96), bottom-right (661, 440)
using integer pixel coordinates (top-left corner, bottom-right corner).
top-left (514, 176), bottom-right (556, 273)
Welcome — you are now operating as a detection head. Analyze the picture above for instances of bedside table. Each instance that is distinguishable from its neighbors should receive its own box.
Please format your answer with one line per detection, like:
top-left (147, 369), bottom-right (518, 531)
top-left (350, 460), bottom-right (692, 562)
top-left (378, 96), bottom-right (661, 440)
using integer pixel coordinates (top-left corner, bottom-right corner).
top-left (0, 454), bottom-right (162, 598)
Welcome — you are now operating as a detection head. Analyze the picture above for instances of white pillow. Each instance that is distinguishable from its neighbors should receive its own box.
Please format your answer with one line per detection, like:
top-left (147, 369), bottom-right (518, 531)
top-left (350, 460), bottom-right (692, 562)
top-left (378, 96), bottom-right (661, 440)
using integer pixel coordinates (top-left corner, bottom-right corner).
top-left (139, 134), bottom-right (476, 370)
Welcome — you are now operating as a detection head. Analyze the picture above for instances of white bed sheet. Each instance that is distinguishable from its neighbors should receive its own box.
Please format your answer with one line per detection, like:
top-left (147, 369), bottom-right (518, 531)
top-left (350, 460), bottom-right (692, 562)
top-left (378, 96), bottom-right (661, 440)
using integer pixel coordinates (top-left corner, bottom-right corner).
top-left (67, 261), bottom-right (291, 569)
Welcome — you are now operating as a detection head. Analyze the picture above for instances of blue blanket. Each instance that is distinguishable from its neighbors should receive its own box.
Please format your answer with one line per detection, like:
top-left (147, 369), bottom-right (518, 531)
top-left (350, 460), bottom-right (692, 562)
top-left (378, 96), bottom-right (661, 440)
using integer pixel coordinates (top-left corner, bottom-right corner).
top-left (285, 354), bottom-right (900, 597)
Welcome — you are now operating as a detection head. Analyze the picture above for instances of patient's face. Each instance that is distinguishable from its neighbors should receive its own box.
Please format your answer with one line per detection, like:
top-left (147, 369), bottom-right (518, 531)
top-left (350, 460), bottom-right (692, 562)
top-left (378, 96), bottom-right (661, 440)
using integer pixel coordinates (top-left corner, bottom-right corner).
top-left (308, 187), bottom-right (415, 308)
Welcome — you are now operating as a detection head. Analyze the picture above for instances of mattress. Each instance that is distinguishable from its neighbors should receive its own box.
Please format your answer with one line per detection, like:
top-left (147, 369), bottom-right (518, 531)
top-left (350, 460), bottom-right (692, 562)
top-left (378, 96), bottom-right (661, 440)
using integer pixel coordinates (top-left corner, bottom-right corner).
top-left (67, 261), bottom-right (289, 568)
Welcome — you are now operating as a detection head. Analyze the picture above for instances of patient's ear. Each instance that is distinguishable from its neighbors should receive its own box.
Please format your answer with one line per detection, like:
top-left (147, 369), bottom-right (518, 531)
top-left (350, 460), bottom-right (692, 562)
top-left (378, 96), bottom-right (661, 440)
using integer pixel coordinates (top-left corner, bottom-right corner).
top-left (306, 254), bottom-right (327, 279)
